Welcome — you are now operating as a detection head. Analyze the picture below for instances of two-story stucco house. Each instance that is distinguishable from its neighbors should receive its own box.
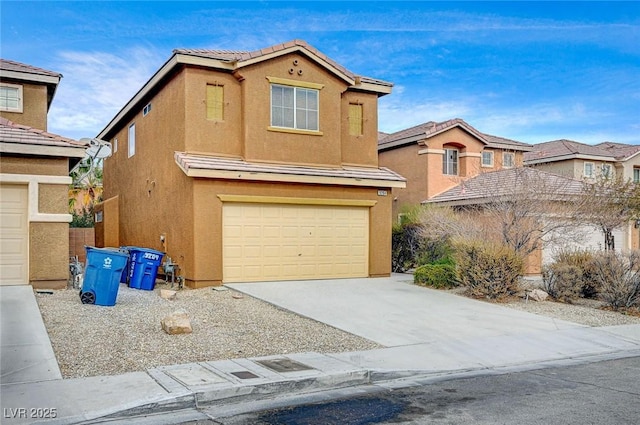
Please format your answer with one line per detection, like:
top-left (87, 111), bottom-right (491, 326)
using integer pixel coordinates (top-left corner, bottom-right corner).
top-left (378, 118), bottom-right (532, 220)
top-left (524, 139), bottom-right (640, 250)
top-left (96, 40), bottom-right (405, 287)
top-left (0, 59), bottom-right (86, 288)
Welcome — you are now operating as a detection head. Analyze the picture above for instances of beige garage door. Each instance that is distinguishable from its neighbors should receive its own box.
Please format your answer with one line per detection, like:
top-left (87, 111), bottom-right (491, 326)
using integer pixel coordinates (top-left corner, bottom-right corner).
top-left (223, 203), bottom-right (369, 283)
top-left (0, 184), bottom-right (29, 285)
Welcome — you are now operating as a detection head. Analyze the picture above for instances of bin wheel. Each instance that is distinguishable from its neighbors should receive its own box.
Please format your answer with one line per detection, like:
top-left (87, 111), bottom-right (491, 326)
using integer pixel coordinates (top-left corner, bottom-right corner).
top-left (80, 291), bottom-right (96, 305)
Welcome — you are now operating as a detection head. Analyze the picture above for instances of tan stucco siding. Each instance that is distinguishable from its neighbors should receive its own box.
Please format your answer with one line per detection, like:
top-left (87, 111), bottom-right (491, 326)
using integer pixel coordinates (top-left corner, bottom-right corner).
top-left (0, 156), bottom-right (68, 176)
top-left (39, 184), bottom-right (68, 214)
top-left (189, 180), bottom-right (393, 287)
top-left (340, 91), bottom-right (379, 167)
top-left (379, 144), bottom-right (428, 218)
top-left (184, 68), bottom-right (243, 156)
top-left (239, 53), bottom-right (346, 167)
top-left (29, 222), bottom-right (68, 289)
top-left (0, 82), bottom-right (48, 130)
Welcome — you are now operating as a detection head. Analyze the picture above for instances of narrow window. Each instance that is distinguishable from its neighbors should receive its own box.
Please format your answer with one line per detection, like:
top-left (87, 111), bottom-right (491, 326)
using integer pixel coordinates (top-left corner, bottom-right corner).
top-left (443, 149), bottom-right (458, 175)
top-left (503, 152), bottom-right (515, 168)
top-left (143, 103), bottom-right (152, 116)
top-left (584, 162), bottom-right (594, 178)
top-left (113, 138), bottom-right (118, 153)
top-left (601, 164), bottom-right (612, 178)
top-left (206, 84), bottom-right (224, 120)
top-left (271, 84), bottom-right (318, 131)
top-left (634, 167), bottom-right (640, 184)
top-left (128, 123), bottom-right (136, 158)
top-left (0, 83), bottom-right (23, 112)
top-left (482, 151), bottom-right (494, 167)
top-left (348, 103), bottom-right (363, 136)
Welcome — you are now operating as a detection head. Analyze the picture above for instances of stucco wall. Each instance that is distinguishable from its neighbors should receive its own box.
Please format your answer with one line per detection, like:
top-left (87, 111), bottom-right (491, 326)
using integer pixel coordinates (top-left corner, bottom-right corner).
top-left (379, 144), bottom-right (427, 218)
top-left (0, 82), bottom-right (48, 130)
top-left (30, 222), bottom-right (68, 289)
top-left (340, 91), bottom-right (379, 167)
top-left (0, 156), bottom-right (68, 176)
top-left (39, 184), bottom-right (68, 214)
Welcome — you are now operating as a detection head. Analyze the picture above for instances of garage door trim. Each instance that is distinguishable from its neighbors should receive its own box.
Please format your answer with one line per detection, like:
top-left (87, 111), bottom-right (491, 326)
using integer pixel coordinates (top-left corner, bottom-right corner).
top-left (218, 194), bottom-right (376, 207)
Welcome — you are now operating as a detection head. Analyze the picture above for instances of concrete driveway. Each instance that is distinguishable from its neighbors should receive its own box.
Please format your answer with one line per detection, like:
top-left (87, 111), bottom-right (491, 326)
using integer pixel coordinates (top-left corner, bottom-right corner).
top-left (227, 274), bottom-right (640, 373)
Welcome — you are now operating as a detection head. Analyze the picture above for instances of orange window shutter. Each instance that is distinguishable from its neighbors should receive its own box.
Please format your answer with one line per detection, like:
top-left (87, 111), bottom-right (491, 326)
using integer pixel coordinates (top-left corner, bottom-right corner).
top-left (348, 104), bottom-right (363, 136)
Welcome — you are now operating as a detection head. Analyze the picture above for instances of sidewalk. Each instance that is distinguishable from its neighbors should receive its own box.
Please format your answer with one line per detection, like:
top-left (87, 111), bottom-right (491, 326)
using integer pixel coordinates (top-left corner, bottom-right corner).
top-left (1, 278), bottom-right (640, 424)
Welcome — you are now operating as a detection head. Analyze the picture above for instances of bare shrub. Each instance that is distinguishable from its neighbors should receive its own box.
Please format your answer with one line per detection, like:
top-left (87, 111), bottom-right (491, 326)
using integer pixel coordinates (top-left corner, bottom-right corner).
top-left (591, 251), bottom-right (640, 309)
top-left (455, 241), bottom-right (523, 300)
top-left (550, 248), bottom-right (599, 298)
top-left (542, 264), bottom-right (582, 303)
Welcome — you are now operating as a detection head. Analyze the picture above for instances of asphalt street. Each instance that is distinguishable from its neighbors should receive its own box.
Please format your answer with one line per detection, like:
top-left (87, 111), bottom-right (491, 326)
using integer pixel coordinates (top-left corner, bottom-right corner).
top-left (211, 356), bottom-right (640, 425)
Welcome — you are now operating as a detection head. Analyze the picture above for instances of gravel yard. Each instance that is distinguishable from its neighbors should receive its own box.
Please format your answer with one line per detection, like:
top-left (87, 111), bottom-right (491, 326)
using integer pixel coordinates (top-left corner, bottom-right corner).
top-left (35, 283), bottom-right (381, 379)
top-left (36, 280), bottom-right (640, 380)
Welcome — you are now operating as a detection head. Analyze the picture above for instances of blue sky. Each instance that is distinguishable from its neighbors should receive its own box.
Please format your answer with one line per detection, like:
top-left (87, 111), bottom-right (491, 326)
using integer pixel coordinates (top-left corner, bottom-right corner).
top-left (2, 1), bottom-right (639, 144)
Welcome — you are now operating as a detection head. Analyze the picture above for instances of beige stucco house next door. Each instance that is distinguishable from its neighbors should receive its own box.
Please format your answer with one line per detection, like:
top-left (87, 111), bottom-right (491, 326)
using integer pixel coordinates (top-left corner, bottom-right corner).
top-left (97, 40), bottom-right (405, 287)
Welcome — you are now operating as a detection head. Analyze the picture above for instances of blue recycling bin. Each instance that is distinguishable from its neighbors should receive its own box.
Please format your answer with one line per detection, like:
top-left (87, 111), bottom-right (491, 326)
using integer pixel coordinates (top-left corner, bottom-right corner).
top-left (128, 247), bottom-right (164, 290)
top-left (118, 246), bottom-right (138, 284)
top-left (81, 247), bottom-right (129, 306)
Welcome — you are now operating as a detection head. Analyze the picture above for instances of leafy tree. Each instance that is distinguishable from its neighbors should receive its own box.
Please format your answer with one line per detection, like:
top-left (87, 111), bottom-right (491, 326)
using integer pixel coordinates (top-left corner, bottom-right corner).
top-left (69, 158), bottom-right (103, 228)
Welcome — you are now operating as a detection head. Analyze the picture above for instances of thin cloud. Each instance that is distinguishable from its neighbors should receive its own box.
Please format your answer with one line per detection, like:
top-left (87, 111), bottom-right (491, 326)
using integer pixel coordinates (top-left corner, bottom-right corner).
top-left (48, 47), bottom-right (165, 139)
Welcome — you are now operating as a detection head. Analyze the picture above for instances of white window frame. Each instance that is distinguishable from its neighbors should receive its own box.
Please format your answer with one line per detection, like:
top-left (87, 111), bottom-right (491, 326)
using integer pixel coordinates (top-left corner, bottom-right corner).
top-left (503, 152), bottom-right (515, 168)
top-left (270, 84), bottom-right (319, 131)
top-left (128, 123), bottom-right (136, 158)
top-left (481, 151), bottom-right (494, 167)
top-left (0, 83), bottom-right (23, 113)
top-left (601, 163), bottom-right (612, 178)
top-left (584, 162), bottom-right (594, 178)
top-left (113, 138), bottom-right (118, 153)
top-left (633, 167), bottom-right (640, 184)
top-left (443, 148), bottom-right (459, 176)
top-left (143, 103), bottom-right (151, 116)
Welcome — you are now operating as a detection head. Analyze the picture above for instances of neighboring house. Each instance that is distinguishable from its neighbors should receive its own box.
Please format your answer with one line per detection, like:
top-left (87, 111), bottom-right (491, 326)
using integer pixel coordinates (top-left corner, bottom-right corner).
top-left (378, 118), bottom-right (532, 220)
top-left (524, 139), bottom-right (640, 250)
top-left (424, 167), bottom-right (589, 275)
top-left (0, 59), bottom-right (86, 288)
top-left (96, 40), bottom-right (406, 287)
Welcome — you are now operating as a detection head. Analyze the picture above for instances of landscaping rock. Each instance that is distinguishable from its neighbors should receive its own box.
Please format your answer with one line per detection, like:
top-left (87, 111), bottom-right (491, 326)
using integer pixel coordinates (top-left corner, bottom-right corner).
top-left (161, 309), bottom-right (192, 334)
top-left (160, 289), bottom-right (177, 300)
top-left (529, 289), bottom-right (549, 302)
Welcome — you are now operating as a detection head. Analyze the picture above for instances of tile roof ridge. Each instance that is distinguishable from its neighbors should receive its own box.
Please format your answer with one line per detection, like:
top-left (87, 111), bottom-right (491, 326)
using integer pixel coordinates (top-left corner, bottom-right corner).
top-left (0, 117), bottom-right (84, 146)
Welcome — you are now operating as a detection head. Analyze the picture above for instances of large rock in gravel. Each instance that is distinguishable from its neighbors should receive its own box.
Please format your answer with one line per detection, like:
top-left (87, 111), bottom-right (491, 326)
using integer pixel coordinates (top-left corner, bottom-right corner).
top-left (529, 289), bottom-right (549, 302)
top-left (160, 289), bottom-right (177, 300)
top-left (161, 310), bottom-right (192, 335)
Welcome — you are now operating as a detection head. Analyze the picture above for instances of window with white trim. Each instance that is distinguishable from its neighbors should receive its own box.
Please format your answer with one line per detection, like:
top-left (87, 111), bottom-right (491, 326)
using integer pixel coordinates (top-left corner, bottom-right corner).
top-left (503, 152), bottom-right (515, 168)
top-left (443, 148), bottom-right (458, 175)
top-left (0, 83), bottom-right (23, 112)
top-left (143, 103), bottom-right (152, 116)
top-left (271, 84), bottom-right (318, 131)
top-left (113, 138), bottom-right (118, 153)
top-left (633, 167), bottom-right (640, 183)
top-left (128, 123), bottom-right (136, 158)
top-left (584, 162), bottom-right (594, 178)
top-left (601, 163), bottom-right (612, 178)
top-left (482, 151), bottom-right (494, 167)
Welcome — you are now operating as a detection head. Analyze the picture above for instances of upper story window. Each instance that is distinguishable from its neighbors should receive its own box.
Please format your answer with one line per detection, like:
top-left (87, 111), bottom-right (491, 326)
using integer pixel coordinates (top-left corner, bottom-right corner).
top-left (443, 148), bottom-right (458, 175)
top-left (584, 162), bottom-right (594, 178)
top-left (481, 151), bottom-right (494, 167)
top-left (143, 103), bottom-right (152, 116)
top-left (0, 83), bottom-right (23, 113)
top-left (128, 123), bottom-right (136, 158)
top-left (113, 138), bottom-right (118, 153)
top-left (271, 84), bottom-right (318, 131)
top-left (206, 84), bottom-right (224, 121)
top-left (634, 167), bottom-right (640, 184)
top-left (348, 103), bottom-right (363, 136)
top-left (503, 152), bottom-right (515, 168)
top-left (601, 163), bottom-right (612, 179)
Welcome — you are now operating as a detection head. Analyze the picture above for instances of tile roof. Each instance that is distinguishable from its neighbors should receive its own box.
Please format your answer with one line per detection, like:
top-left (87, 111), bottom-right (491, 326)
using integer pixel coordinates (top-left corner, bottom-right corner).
top-left (0, 117), bottom-right (85, 149)
top-left (0, 58), bottom-right (61, 78)
top-left (426, 167), bottom-right (584, 205)
top-left (593, 141), bottom-right (640, 161)
top-left (378, 118), bottom-right (531, 151)
top-left (523, 139), bottom-right (616, 164)
top-left (174, 39), bottom-right (391, 87)
top-left (174, 152), bottom-right (406, 184)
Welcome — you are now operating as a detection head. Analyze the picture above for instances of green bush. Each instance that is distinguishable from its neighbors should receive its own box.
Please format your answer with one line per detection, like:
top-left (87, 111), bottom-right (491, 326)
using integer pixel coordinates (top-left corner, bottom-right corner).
top-left (455, 241), bottom-right (523, 300)
top-left (542, 264), bottom-right (583, 303)
top-left (392, 222), bottom-right (424, 272)
top-left (414, 264), bottom-right (457, 288)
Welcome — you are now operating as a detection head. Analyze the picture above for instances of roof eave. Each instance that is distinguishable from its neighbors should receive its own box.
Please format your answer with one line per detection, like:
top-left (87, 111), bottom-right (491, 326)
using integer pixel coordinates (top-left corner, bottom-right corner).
top-left (0, 141), bottom-right (86, 158)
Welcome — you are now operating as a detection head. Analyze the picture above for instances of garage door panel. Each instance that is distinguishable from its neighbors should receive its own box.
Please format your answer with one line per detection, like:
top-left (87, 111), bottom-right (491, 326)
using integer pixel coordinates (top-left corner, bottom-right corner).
top-left (1, 184), bottom-right (29, 285)
top-left (223, 203), bottom-right (369, 282)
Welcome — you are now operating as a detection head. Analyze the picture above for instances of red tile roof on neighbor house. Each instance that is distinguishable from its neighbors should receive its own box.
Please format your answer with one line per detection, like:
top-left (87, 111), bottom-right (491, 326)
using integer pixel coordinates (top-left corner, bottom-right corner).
top-left (0, 58), bottom-right (62, 78)
top-left (425, 167), bottom-right (585, 206)
top-left (174, 39), bottom-right (392, 88)
top-left (174, 152), bottom-right (406, 186)
top-left (0, 117), bottom-right (85, 149)
top-left (378, 118), bottom-right (532, 152)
